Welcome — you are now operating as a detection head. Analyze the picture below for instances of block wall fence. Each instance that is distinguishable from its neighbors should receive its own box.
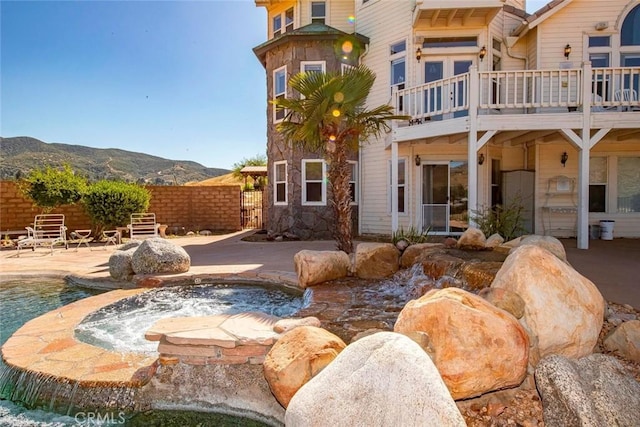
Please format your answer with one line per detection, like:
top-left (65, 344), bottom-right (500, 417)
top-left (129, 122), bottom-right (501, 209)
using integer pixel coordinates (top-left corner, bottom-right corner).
top-left (0, 181), bottom-right (242, 235)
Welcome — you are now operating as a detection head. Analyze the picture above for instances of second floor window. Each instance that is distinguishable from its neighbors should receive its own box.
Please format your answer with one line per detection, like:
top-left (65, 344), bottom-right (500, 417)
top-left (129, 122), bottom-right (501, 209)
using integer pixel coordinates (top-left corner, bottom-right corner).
top-left (311, 2), bottom-right (326, 24)
top-left (273, 66), bottom-right (287, 122)
top-left (273, 7), bottom-right (294, 37)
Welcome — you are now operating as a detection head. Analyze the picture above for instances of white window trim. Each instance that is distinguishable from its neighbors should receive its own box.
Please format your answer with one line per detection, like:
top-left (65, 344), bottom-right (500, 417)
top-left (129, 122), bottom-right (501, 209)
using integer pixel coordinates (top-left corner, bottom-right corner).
top-left (388, 157), bottom-right (408, 215)
top-left (390, 39), bottom-right (407, 92)
top-left (274, 161), bottom-right (288, 206)
top-left (302, 159), bottom-right (327, 206)
top-left (272, 7), bottom-right (294, 38)
top-left (273, 66), bottom-right (287, 123)
top-left (301, 60), bottom-right (326, 74)
top-left (349, 160), bottom-right (358, 205)
top-left (311, 1), bottom-right (327, 24)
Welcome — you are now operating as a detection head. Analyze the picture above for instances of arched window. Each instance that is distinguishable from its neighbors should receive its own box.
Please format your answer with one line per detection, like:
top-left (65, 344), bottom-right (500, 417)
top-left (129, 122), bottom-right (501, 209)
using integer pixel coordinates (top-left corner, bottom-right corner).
top-left (621, 4), bottom-right (640, 46)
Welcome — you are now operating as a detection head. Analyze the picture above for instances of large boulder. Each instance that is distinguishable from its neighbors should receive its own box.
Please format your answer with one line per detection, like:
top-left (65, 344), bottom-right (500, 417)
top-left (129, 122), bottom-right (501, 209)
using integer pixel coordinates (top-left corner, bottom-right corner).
top-left (456, 227), bottom-right (486, 250)
top-left (130, 238), bottom-right (190, 275)
top-left (511, 234), bottom-right (567, 262)
top-left (399, 243), bottom-right (443, 268)
top-left (492, 245), bottom-right (605, 365)
top-left (354, 242), bottom-right (399, 279)
top-left (108, 246), bottom-right (138, 281)
top-left (394, 287), bottom-right (529, 400)
top-left (293, 250), bottom-right (350, 288)
top-left (263, 326), bottom-right (345, 408)
top-left (603, 320), bottom-right (640, 362)
top-left (285, 332), bottom-right (465, 427)
top-left (535, 353), bottom-right (640, 427)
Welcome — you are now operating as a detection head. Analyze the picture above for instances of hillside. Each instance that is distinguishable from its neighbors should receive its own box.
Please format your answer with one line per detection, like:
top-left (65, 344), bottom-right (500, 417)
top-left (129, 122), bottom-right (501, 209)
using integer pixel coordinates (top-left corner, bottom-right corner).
top-left (0, 136), bottom-right (229, 185)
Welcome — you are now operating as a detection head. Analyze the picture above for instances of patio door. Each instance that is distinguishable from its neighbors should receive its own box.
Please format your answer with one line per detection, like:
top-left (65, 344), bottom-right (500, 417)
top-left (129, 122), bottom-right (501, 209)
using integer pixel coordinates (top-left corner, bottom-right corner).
top-left (421, 161), bottom-right (468, 234)
top-left (424, 57), bottom-right (473, 120)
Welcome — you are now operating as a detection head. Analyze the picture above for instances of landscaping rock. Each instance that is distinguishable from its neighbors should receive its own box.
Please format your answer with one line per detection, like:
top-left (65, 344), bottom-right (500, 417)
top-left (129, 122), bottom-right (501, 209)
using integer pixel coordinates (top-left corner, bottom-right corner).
top-left (492, 245), bottom-right (604, 365)
top-left (273, 317), bottom-right (322, 334)
top-left (293, 250), bottom-right (350, 288)
top-left (130, 238), bottom-right (191, 275)
top-left (399, 243), bottom-right (443, 268)
top-left (456, 227), bottom-right (486, 250)
top-left (485, 233), bottom-right (504, 248)
top-left (420, 253), bottom-right (464, 280)
top-left (535, 353), bottom-right (640, 427)
top-left (394, 287), bottom-right (529, 400)
top-left (460, 261), bottom-right (502, 291)
top-left (479, 287), bottom-right (526, 319)
top-left (603, 319), bottom-right (640, 362)
top-left (354, 242), bottom-right (399, 279)
top-left (109, 247), bottom-right (137, 281)
top-left (513, 234), bottom-right (567, 262)
top-left (263, 326), bottom-right (346, 408)
top-left (285, 332), bottom-right (465, 427)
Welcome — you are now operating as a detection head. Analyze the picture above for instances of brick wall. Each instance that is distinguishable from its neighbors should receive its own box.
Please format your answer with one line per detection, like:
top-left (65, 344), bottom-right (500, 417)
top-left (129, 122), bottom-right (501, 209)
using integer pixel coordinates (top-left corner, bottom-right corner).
top-left (0, 181), bottom-right (241, 235)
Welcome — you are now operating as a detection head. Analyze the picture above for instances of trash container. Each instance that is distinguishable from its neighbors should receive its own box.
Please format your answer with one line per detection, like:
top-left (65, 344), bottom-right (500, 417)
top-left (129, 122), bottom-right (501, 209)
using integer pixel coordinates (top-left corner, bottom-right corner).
top-left (599, 220), bottom-right (615, 240)
top-left (589, 224), bottom-right (600, 240)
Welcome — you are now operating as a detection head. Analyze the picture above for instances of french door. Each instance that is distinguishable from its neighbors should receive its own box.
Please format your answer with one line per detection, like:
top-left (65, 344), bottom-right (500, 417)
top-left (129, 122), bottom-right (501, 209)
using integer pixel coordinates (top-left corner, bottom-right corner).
top-left (421, 161), bottom-right (469, 234)
top-left (424, 57), bottom-right (474, 120)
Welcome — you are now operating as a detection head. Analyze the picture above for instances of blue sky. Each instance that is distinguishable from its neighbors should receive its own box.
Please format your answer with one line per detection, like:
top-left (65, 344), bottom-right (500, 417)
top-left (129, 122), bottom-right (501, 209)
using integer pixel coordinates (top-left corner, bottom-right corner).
top-left (1, 0), bottom-right (548, 170)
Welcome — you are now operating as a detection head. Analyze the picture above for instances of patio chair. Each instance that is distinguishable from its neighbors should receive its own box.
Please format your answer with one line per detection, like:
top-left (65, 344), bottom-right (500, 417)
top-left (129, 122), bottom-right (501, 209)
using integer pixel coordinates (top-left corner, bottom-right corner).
top-left (17, 214), bottom-right (68, 256)
top-left (128, 213), bottom-right (159, 240)
top-left (613, 89), bottom-right (640, 111)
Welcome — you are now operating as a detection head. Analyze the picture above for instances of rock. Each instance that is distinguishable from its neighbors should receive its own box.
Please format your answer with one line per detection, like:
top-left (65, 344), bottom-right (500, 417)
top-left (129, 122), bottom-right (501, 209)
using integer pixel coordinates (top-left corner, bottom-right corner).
top-left (485, 233), bottom-right (505, 248)
top-left (492, 245), bottom-right (604, 365)
top-left (399, 243), bottom-right (443, 268)
top-left (420, 253), bottom-right (464, 280)
top-left (285, 332), bottom-right (465, 426)
top-left (603, 320), bottom-right (640, 362)
top-left (283, 232), bottom-right (300, 240)
top-left (263, 326), bottom-right (346, 408)
top-left (459, 261), bottom-right (502, 291)
top-left (479, 287), bottom-right (526, 319)
top-left (354, 242), bottom-right (399, 279)
top-left (395, 239), bottom-right (410, 252)
top-left (535, 353), bottom-right (640, 427)
top-left (130, 238), bottom-right (191, 275)
top-left (293, 250), bottom-right (350, 288)
top-left (456, 227), bottom-right (487, 250)
top-left (512, 234), bottom-right (567, 262)
top-left (199, 229), bottom-right (212, 236)
top-left (394, 287), bottom-right (529, 400)
top-left (273, 317), bottom-right (322, 334)
top-left (108, 246), bottom-right (137, 281)
top-left (443, 237), bottom-right (458, 248)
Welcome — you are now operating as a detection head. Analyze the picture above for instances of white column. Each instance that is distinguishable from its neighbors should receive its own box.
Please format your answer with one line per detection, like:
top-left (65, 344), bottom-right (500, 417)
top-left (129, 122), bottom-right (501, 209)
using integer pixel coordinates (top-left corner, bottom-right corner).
top-left (467, 65), bottom-right (479, 226)
top-left (577, 61), bottom-right (593, 250)
top-left (391, 140), bottom-right (399, 232)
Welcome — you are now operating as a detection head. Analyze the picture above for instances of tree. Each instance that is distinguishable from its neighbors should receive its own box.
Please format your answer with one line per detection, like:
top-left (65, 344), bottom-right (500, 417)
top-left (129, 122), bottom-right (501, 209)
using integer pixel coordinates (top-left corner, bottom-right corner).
top-left (20, 164), bottom-right (88, 212)
top-left (274, 65), bottom-right (407, 253)
top-left (82, 180), bottom-right (151, 231)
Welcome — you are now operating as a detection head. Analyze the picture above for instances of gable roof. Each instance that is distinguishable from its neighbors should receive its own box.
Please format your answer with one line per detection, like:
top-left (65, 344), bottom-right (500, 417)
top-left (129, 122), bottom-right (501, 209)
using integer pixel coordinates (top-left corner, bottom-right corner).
top-left (253, 22), bottom-right (369, 67)
top-left (510, 0), bottom-right (572, 38)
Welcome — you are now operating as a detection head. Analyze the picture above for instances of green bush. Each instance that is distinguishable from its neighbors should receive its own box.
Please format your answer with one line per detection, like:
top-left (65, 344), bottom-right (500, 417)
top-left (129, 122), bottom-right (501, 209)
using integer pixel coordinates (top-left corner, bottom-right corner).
top-left (392, 226), bottom-right (431, 245)
top-left (83, 180), bottom-right (151, 229)
top-left (20, 164), bottom-right (88, 212)
top-left (471, 198), bottom-right (526, 241)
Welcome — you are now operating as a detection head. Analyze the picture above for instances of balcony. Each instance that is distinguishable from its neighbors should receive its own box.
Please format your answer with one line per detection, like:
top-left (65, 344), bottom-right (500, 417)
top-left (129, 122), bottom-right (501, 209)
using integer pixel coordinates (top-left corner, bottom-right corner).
top-left (393, 64), bottom-right (640, 143)
top-left (413, 0), bottom-right (505, 28)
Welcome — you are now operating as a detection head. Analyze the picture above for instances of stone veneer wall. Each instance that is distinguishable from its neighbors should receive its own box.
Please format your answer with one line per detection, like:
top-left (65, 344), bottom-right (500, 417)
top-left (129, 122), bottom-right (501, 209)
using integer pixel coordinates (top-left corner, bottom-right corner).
top-left (0, 181), bottom-right (242, 234)
top-left (264, 39), bottom-right (359, 240)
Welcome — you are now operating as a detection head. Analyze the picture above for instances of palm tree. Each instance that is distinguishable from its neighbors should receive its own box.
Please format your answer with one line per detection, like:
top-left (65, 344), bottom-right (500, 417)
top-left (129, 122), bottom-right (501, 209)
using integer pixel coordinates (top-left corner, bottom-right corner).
top-left (275, 65), bottom-right (407, 253)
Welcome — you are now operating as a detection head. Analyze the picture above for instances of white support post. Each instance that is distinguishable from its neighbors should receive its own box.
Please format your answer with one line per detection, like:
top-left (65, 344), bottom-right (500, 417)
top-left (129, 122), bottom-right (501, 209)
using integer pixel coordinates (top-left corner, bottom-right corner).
top-left (391, 140), bottom-right (399, 233)
top-left (577, 61), bottom-right (593, 250)
top-left (468, 65), bottom-right (479, 227)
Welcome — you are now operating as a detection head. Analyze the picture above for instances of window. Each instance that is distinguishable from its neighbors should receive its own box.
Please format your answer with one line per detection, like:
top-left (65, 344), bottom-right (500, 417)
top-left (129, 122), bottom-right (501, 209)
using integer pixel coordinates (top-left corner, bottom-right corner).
top-left (589, 157), bottom-right (607, 213)
top-left (621, 4), bottom-right (640, 46)
top-left (423, 37), bottom-right (478, 48)
top-left (311, 2), bottom-right (326, 24)
top-left (388, 158), bottom-right (407, 214)
top-left (273, 66), bottom-right (287, 122)
top-left (617, 157), bottom-right (640, 213)
top-left (390, 40), bottom-right (406, 109)
top-left (348, 161), bottom-right (358, 204)
top-left (301, 61), bottom-right (325, 74)
top-left (589, 36), bottom-right (610, 48)
top-left (274, 161), bottom-right (287, 205)
top-left (272, 7), bottom-right (294, 37)
top-left (302, 160), bottom-right (326, 205)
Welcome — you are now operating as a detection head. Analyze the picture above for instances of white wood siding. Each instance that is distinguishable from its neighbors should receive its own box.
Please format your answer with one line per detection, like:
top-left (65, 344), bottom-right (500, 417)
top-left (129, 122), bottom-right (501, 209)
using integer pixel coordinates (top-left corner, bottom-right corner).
top-left (328, 0), bottom-right (355, 33)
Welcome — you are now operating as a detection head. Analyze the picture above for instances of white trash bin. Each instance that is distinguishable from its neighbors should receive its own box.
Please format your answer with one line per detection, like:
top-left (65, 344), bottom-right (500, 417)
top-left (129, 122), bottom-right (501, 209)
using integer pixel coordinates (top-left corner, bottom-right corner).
top-left (599, 220), bottom-right (615, 240)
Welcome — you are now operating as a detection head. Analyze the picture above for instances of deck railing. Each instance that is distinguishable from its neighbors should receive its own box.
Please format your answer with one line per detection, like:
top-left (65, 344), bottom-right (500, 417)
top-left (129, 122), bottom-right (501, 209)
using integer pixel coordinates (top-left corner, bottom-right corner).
top-left (395, 64), bottom-right (640, 123)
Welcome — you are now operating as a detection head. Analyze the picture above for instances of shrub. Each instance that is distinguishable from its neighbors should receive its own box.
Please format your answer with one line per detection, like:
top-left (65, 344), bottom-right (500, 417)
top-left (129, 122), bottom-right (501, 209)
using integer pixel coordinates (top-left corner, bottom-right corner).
top-left (471, 198), bottom-right (526, 241)
top-left (20, 164), bottom-right (88, 212)
top-left (392, 226), bottom-right (431, 245)
top-left (83, 180), bottom-right (151, 230)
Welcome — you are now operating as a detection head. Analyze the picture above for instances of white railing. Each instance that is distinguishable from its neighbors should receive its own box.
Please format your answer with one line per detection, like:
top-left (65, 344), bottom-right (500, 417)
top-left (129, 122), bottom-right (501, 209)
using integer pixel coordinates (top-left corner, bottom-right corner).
top-left (395, 65), bottom-right (640, 123)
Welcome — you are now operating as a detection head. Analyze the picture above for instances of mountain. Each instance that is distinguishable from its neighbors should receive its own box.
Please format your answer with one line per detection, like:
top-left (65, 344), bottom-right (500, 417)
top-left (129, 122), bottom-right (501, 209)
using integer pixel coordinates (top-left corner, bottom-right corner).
top-left (0, 136), bottom-right (230, 185)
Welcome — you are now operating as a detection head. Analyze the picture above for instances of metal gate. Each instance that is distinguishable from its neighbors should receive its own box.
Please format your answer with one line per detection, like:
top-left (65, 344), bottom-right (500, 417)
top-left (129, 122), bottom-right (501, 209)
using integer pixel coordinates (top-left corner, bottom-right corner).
top-left (241, 190), bottom-right (264, 229)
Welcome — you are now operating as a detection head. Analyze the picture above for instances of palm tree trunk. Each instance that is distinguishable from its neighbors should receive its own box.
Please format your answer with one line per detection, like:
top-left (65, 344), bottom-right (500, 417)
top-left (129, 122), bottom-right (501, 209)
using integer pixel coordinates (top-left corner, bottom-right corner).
top-left (328, 140), bottom-right (353, 254)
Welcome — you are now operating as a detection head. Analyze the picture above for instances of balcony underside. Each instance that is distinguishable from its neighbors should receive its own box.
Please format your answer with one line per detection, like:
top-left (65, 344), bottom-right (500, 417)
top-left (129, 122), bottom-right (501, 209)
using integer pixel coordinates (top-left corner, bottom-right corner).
top-left (413, 0), bottom-right (504, 28)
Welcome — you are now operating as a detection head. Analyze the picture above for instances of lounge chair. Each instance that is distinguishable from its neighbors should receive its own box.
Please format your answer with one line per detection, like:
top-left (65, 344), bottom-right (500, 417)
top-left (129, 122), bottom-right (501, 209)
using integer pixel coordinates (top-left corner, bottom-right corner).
top-left (128, 213), bottom-right (159, 240)
top-left (17, 214), bottom-right (68, 256)
top-left (614, 89), bottom-right (640, 111)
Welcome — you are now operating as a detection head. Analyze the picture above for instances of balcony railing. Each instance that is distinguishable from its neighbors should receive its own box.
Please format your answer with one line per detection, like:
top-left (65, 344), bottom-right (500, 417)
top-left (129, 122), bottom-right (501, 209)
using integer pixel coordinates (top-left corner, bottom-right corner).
top-left (395, 65), bottom-right (640, 124)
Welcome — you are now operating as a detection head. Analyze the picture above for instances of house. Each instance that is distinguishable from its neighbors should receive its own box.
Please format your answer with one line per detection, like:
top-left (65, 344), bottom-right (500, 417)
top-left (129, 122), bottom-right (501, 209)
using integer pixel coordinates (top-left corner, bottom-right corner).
top-left (254, 0), bottom-right (640, 249)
